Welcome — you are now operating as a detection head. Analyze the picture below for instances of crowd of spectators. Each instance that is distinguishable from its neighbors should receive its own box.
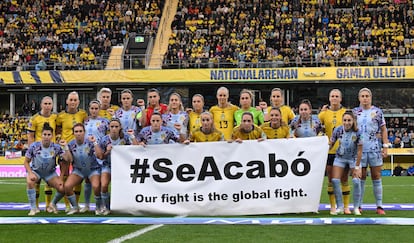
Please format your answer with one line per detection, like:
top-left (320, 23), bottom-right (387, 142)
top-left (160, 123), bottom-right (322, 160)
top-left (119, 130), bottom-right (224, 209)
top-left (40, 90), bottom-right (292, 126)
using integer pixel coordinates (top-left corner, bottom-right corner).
top-left (387, 116), bottom-right (414, 148)
top-left (165, 0), bottom-right (414, 68)
top-left (3, 0), bottom-right (414, 70)
top-left (0, 0), bottom-right (163, 71)
top-left (0, 113), bottom-right (28, 155)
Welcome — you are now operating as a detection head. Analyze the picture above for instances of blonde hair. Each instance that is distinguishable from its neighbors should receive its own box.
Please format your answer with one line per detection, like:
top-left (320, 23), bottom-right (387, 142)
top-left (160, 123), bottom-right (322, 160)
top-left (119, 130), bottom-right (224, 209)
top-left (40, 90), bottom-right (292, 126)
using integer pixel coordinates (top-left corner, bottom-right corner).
top-left (216, 86), bottom-right (229, 96)
top-left (98, 87), bottom-right (112, 96)
top-left (67, 91), bottom-right (79, 100)
top-left (358, 87), bottom-right (372, 97)
top-left (192, 94), bottom-right (204, 102)
top-left (168, 92), bottom-right (184, 111)
top-left (329, 88), bottom-right (342, 98)
top-left (240, 89), bottom-right (254, 99)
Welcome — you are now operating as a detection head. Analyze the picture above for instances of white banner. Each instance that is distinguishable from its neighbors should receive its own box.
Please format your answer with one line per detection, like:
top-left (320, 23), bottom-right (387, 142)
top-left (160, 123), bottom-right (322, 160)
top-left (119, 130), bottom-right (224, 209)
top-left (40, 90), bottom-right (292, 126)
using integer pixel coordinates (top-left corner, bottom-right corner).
top-left (5, 150), bottom-right (22, 160)
top-left (111, 136), bottom-right (329, 216)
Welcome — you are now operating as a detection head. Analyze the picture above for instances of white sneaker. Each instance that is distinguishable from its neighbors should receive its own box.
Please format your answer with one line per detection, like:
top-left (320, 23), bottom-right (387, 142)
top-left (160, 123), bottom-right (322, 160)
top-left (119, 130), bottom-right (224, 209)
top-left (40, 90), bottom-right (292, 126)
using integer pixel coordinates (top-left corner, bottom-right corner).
top-left (95, 208), bottom-right (102, 216)
top-left (66, 207), bottom-right (79, 215)
top-left (336, 208), bottom-right (344, 215)
top-left (80, 205), bottom-right (90, 213)
top-left (28, 209), bottom-right (39, 216)
top-left (101, 207), bottom-right (110, 216)
top-left (46, 203), bottom-right (58, 214)
top-left (354, 208), bottom-right (362, 216)
top-left (331, 208), bottom-right (344, 215)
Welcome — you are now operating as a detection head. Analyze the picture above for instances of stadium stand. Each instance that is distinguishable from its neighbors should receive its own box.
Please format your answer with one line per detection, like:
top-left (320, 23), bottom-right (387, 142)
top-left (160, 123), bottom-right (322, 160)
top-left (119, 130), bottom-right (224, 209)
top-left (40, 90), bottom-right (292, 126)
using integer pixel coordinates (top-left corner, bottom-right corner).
top-left (0, 115), bottom-right (28, 155)
top-left (0, 0), bottom-right (164, 71)
top-left (163, 0), bottom-right (414, 69)
top-left (2, 0), bottom-right (414, 70)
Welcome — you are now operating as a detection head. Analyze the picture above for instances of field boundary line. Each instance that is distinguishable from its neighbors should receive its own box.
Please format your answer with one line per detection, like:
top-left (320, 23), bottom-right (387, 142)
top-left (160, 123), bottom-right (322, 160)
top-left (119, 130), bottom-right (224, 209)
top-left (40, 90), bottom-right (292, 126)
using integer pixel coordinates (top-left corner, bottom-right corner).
top-left (106, 215), bottom-right (186, 243)
top-left (0, 217), bottom-right (414, 225)
top-left (107, 224), bottom-right (164, 243)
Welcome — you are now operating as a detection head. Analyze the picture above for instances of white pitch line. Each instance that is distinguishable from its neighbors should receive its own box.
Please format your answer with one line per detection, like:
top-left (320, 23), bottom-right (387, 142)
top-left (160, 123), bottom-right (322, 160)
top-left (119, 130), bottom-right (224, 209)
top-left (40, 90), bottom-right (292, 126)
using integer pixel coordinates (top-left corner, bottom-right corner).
top-left (366, 184), bottom-right (414, 187)
top-left (107, 224), bottom-right (165, 243)
top-left (0, 181), bottom-right (26, 185)
top-left (106, 216), bottom-right (186, 243)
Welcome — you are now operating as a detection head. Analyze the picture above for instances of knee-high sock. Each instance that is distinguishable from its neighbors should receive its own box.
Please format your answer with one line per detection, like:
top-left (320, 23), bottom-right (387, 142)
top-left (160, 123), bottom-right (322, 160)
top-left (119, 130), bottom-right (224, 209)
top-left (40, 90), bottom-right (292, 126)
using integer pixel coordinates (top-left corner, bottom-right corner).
top-left (63, 196), bottom-right (70, 208)
top-left (67, 194), bottom-right (79, 209)
top-left (352, 178), bottom-right (361, 209)
top-left (83, 182), bottom-right (92, 206)
top-left (359, 179), bottom-right (366, 207)
top-left (74, 184), bottom-right (82, 204)
top-left (327, 182), bottom-right (336, 210)
top-left (94, 195), bottom-right (102, 210)
top-left (373, 179), bottom-right (383, 208)
top-left (44, 184), bottom-right (53, 207)
top-left (331, 178), bottom-right (343, 209)
top-left (35, 183), bottom-right (40, 208)
top-left (341, 182), bottom-right (351, 209)
top-left (52, 191), bottom-right (65, 205)
top-left (27, 188), bottom-right (37, 210)
top-left (101, 192), bottom-right (110, 209)
top-left (63, 176), bottom-right (70, 208)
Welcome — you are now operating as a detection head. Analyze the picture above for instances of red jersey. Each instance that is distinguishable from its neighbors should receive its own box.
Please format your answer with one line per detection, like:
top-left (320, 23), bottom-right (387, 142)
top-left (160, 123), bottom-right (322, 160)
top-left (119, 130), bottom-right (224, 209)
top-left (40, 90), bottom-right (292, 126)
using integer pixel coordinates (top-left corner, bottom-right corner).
top-left (145, 103), bottom-right (168, 126)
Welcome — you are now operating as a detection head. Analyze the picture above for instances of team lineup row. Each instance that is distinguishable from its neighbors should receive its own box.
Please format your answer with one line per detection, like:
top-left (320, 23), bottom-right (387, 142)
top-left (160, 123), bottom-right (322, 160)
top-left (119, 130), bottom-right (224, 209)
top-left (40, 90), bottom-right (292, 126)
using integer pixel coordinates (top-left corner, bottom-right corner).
top-left (24, 86), bottom-right (388, 216)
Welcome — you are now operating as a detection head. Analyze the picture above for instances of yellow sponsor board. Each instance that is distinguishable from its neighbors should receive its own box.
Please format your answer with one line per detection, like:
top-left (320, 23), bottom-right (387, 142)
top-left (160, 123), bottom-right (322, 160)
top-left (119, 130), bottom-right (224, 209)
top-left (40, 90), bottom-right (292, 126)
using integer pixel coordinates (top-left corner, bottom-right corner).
top-left (59, 66), bottom-right (410, 83)
top-left (0, 156), bottom-right (25, 165)
top-left (0, 66), bottom-right (413, 84)
top-left (60, 70), bottom-right (213, 83)
top-left (388, 148), bottom-right (414, 155)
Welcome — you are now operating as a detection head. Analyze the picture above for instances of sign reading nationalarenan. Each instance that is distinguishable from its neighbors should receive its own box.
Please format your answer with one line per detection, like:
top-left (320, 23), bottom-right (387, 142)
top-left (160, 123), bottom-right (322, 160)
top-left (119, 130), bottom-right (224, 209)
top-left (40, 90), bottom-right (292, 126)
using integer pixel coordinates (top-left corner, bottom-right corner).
top-left (111, 137), bottom-right (328, 216)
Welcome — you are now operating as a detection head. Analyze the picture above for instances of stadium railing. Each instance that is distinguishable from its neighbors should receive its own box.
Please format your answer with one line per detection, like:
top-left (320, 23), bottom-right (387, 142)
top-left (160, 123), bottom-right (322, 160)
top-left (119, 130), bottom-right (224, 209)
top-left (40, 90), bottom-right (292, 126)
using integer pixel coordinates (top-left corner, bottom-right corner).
top-left (1, 55), bottom-right (414, 71)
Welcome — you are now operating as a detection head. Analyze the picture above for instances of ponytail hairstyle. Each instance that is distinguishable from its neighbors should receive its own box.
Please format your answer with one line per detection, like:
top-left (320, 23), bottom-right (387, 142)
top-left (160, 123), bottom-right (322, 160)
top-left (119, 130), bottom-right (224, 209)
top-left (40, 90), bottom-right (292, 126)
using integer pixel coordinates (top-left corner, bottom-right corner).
top-left (242, 111), bottom-right (254, 121)
top-left (42, 122), bottom-right (54, 133)
top-left (239, 89), bottom-right (254, 107)
top-left (291, 99), bottom-right (313, 129)
top-left (168, 92), bottom-right (184, 111)
top-left (110, 117), bottom-right (124, 139)
top-left (151, 111), bottom-right (163, 120)
top-left (343, 109), bottom-right (358, 132)
top-left (300, 99), bottom-right (312, 110)
top-left (269, 107), bottom-right (285, 126)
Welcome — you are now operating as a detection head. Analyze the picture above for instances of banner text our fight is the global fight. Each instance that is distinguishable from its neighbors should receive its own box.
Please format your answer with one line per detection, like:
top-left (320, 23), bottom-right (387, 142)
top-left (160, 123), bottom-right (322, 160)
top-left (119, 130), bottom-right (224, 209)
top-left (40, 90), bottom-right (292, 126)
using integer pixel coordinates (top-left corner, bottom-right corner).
top-left (111, 137), bottom-right (329, 216)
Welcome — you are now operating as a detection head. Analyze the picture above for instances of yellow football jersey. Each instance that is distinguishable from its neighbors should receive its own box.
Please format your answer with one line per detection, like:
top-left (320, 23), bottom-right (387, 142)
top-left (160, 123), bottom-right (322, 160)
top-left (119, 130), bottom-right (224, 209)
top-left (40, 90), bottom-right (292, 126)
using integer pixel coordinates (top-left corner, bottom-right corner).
top-left (27, 113), bottom-right (58, 142)
top-left (188, 111), bottom-right (203, 133)
top-left (98, 104), bottom-right (119, 120)
top-left (260, 122), bottom-right (290, 139)
top-left (56, 109), bottom-right (87, 142)
top-left (266, 105), bottom-right (295, 125)
top-left (232, 124), bottom-right (266, 140)
top-left (190, 128), bottom-right (224, 142)
top-left (209, 104), bottom-right (239, 140)
top-left (318, 107), bottom-right (347, 154)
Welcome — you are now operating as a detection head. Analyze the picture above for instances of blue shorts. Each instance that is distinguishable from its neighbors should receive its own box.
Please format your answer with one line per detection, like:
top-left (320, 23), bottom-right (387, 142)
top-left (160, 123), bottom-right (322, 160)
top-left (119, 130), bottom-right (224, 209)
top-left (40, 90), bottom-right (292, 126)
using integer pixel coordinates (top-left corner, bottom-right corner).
top-left (101, 165), bottom-right (111, 174)
top-left (361, 152), bottom-right (383, 167)
top-left (333, 157), bottom-right (356, 169)
top-left (31, 170), bottom-right (58, 183)
top-left (71, 167), bottom-right (101, 180)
